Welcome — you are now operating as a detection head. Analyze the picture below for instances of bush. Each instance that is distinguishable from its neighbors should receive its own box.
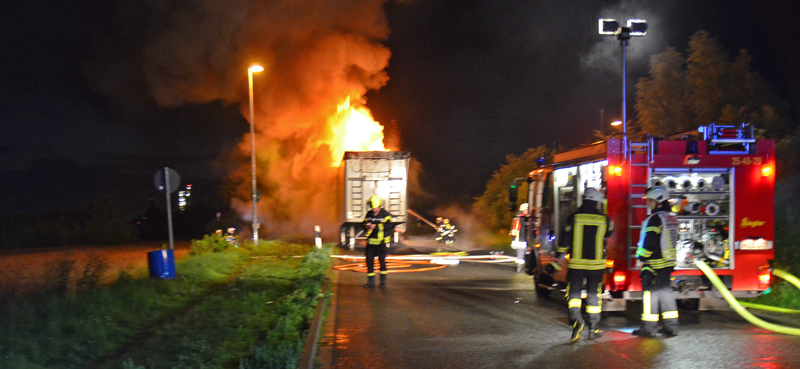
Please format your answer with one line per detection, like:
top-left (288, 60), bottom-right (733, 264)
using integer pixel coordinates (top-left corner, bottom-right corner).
top-left (190, 233), bottom-right (233, 255)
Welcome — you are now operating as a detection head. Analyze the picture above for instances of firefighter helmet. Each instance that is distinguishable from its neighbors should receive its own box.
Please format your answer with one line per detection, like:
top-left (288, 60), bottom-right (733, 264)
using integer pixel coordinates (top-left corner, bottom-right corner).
top-left (369, 195), bottom-right (382, 208)
top-left (644, 186), bottom-right (670, 202)
top-left (583, 188), bottom-right (605, 202)
top-left (443, 218), bottom-right (450, 225)
top-left (519, 203), bottom-right (528, 212)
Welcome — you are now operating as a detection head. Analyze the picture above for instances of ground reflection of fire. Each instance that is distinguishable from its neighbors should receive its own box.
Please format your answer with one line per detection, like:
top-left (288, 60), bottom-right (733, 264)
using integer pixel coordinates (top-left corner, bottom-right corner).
top-left (334, 259), bottom-right (446, 273)
top-left (332, 254), bottom-right (519, 274)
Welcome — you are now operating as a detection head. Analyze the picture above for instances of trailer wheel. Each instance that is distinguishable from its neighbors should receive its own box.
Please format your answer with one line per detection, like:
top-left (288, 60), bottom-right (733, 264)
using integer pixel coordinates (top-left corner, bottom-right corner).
top-left (339, 225), bottom-right (350, 248)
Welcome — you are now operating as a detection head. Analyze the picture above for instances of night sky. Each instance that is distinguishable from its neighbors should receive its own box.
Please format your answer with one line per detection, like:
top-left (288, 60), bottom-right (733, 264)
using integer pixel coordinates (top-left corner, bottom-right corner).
top-left (2, 0), bottom-right (799, 221)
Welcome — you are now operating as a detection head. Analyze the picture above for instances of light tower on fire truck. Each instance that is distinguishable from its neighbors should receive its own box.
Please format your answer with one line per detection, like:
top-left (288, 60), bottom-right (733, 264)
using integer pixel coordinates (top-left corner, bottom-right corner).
top-left (599, 18), bottom-right (647, 160)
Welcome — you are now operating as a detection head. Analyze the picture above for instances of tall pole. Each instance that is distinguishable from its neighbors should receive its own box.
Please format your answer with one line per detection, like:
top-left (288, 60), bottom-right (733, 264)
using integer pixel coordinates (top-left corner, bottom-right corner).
top-left (621, 38), bottom-right (628, 161)
top-left (164, 167), bottom-right (174, 250)
top-left (248, 65), bottom-right (263, 245)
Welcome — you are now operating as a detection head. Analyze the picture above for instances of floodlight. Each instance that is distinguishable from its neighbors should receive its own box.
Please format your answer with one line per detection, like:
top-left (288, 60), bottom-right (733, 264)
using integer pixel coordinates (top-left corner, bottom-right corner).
top-left (599, 18), bottom-right (620, 35)
top-left (598, 16), bottom-right (648, 161)
top-left (627, 19), bottom-right (648, 36)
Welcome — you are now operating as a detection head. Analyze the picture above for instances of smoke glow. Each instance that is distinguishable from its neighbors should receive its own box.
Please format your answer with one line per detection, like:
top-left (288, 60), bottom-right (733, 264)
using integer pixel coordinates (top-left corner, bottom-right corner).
top-left (84, 0), bottom-right (397, 238)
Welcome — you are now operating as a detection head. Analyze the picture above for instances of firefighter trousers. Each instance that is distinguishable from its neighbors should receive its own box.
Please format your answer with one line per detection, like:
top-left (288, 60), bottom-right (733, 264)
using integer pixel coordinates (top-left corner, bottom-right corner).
top-left (640, 266), bottom-right (679, 333)
top-left (365, 243), bottom-right (388, 276)
top-left (566, 269), bottom-right (604, 325)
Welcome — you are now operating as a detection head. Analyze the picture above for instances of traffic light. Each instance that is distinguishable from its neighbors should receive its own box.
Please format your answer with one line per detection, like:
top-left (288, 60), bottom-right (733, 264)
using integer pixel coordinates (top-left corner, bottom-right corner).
top-left (508, 180), bottom-right (520, 211)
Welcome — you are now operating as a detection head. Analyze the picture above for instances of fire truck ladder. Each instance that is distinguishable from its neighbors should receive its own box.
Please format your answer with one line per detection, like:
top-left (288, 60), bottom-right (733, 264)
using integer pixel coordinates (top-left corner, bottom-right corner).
top-left (627, 141), bottom-right (651, 269)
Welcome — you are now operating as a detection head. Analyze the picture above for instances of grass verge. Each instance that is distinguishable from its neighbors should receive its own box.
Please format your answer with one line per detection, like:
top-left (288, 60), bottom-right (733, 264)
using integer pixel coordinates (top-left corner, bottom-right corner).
top-left (0, 239), bottom-right (332, 369)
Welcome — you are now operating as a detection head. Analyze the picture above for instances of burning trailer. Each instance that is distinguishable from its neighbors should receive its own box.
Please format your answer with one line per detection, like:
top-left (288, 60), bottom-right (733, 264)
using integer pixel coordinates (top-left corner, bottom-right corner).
top-left (338, 151), bottom-right (410, 249)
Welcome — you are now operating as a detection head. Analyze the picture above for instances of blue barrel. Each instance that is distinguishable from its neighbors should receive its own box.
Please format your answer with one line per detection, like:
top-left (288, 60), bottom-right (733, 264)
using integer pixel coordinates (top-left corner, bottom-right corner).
top-left (147, 249), bottom-right (176, 279)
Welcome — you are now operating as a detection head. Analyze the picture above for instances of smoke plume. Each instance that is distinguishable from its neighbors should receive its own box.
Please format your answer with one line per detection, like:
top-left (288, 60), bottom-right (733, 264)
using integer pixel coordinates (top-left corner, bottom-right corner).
top-left (85, 0), bottom-right (397, 238)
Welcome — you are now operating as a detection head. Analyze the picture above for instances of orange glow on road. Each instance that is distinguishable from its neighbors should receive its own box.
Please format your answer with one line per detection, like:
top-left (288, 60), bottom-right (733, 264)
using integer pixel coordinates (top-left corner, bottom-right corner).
top-left (334, 259), bottom-right (446, 273)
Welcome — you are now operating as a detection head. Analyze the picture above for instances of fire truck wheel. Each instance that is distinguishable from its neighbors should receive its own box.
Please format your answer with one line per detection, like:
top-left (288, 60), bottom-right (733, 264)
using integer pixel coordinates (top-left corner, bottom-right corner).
top-left (677, 298), bottom-right (699, 311)
top-left (534, 272), bottom-right (552, 297)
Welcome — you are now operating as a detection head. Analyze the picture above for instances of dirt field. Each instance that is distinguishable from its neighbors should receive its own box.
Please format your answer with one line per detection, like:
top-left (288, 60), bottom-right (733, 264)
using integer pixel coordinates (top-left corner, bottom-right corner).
top-left (0, 241), bottom-right (192, 299)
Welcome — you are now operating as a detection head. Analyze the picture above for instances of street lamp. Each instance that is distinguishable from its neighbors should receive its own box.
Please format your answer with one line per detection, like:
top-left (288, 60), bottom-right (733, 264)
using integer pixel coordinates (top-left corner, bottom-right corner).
top-left (248, 64), bottom-right (263, 245)
top-left (599, 18), bottom-right (647, 160)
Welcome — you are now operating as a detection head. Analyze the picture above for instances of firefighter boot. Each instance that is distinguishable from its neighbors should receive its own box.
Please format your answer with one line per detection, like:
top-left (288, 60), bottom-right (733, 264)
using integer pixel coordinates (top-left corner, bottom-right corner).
top-left (658, 327), bottom-right (679, 337)
top-left (379, 273), bottom-right (387, 288)
top-left (588, 322), bottom-right (602, 339)
top-left (363, 275), bottom-right (375, 289)
top-left (632, 329), bottom-right (657, 338)
top-left (570, 320), bottom-right (585, 342)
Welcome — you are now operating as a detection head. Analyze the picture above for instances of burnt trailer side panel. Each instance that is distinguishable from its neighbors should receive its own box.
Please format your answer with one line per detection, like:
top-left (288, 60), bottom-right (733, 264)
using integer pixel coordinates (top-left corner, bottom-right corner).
top-left (338, 151), bottom-right (410, 248)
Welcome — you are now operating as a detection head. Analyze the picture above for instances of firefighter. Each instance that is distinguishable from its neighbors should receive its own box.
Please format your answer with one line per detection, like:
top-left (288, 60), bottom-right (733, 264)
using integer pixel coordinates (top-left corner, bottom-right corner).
top-left (510, 203), bottom-right (529, 272)
top-left (435, 217), bottom-right (444, 242)
top-left (363, 195), bottom-right (394, 288)
top-left (225, 227), bottom-right (237, 247)
top-left (441, 218), bottom-right (457, 244)
top-left (556, 188), bottom-right (614, 341)
top-left (633, 186), bottom-right (679, 337)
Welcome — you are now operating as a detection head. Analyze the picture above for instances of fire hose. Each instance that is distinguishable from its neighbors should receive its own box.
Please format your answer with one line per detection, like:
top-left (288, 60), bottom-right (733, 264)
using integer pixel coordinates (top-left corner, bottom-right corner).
top-left (694, 260), bottom-right (800, 336)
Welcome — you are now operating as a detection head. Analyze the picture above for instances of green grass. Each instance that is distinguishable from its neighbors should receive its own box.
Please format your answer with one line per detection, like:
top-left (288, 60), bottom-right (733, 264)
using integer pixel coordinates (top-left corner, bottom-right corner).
top-left (743, 281), bottom-right (800, 311)
top-left (0, 240), bottom-right (332, 369)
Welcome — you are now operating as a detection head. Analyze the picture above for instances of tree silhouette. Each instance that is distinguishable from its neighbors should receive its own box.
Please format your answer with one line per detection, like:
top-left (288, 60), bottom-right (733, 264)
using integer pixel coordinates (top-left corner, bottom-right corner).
top-left (635, 30), bottom-right (791, 138)
top-left (472, 146), bottom-right (552, 232)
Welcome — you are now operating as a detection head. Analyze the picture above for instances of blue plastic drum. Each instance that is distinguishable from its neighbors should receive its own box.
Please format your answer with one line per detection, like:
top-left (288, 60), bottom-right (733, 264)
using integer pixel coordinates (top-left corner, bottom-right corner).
top-left (147, 249), bottom-right (176, 279)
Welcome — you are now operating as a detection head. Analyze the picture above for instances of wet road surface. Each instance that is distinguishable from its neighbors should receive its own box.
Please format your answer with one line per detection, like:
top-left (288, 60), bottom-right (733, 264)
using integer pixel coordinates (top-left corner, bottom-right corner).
top-left (318, 246), bottom-right (800, 369)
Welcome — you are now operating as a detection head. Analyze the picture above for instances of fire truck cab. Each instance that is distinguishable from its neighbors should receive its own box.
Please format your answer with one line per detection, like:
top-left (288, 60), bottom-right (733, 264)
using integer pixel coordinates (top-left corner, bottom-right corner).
top-left (523, 124), bottom-right (775, 310)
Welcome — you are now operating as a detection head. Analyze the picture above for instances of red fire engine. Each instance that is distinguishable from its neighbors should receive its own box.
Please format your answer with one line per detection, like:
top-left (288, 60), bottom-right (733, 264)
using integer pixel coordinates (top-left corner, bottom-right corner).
top-left (522, 123), bottom-right (775, 310)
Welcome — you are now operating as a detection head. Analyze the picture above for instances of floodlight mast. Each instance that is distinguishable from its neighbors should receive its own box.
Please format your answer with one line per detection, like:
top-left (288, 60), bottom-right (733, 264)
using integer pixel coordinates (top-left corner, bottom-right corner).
top-left (598, 18), bottom-right (647, 161)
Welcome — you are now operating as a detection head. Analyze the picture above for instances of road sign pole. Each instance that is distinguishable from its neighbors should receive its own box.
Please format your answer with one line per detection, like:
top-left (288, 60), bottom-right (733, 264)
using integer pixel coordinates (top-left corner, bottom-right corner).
top-left (164, 167), bottom-right (174, 250)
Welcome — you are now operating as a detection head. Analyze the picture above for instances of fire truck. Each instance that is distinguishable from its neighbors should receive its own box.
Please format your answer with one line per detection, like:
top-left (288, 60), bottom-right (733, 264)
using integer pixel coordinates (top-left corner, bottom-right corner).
top-left (520, 123), bottom-right (775, 310)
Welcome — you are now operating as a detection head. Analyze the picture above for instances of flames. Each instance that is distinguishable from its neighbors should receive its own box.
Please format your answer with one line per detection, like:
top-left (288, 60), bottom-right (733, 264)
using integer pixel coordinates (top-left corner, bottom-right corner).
top-left (329, 97), bottom-right (387, 166)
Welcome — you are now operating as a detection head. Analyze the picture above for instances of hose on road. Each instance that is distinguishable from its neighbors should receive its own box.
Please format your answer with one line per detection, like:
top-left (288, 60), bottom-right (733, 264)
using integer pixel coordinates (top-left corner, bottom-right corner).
top-left (695, 259), bottom-right (800, 336)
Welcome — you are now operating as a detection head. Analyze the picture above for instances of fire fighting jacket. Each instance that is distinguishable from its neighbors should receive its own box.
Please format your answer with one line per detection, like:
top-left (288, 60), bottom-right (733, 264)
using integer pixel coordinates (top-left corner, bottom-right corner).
top-left (636, 207), bottom-right (678, 270)
top-left (509, 210), bottom-right (528, 248)
top-left (557, 202), bottom-right (614, 270)
top-left (364, 208), bottom-right (393, 245)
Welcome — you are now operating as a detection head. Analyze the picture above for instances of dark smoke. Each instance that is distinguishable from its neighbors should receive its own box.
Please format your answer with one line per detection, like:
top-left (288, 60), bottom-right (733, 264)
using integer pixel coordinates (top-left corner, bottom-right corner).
top-left (84, 0), bottom-right (398, 238)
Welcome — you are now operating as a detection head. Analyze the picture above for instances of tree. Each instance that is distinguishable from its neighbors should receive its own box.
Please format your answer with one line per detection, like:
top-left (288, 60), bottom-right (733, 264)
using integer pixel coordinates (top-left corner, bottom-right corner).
top-left (472, 146), bottom-right (551, 232)
top-left (635, 30), bottom-right (792, 139)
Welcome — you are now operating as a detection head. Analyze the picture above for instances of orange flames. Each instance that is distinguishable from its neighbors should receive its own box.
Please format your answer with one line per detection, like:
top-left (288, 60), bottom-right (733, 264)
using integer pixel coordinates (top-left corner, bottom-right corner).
top-left (329, 97), bottom-right (387, 166)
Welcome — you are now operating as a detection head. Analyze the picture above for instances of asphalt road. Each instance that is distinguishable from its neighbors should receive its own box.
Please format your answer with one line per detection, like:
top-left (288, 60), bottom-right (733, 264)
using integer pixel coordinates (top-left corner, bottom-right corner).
top-left (317, 245), bottom-right (800, 369)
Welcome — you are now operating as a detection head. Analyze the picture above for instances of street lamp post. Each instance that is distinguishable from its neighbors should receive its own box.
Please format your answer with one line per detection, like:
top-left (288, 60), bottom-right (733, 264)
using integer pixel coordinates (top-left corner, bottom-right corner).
top-left (248, 64), bottom-right (263, 245)
top-left (599, 18), bottom-right (647, 160)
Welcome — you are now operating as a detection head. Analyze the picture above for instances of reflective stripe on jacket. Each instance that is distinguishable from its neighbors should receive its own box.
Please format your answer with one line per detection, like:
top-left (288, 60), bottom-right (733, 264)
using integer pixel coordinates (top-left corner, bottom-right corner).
top-left (364, 208), bottom-right (393, 245)
top-left (636, 211), bottom-right (678, 269)
top-left (558, 208), bottom-right (614, 270)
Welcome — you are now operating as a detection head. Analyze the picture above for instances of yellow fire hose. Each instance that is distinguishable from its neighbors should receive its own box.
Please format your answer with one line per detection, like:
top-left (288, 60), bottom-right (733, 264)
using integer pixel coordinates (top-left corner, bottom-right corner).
top-left (694, 260), bottom-right (800, 335)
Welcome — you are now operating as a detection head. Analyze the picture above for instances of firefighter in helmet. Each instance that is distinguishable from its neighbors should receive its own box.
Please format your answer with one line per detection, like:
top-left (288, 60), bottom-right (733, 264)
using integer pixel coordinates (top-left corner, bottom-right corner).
top-left (510, 203), bottom-right (529, 272)
top-left (435, 217), bottom-right (444, 242)
top-left (363, 195), bottom-right (394, 288)
top-left (225, 227), bottom-right (237, 247)
top-left (556, 188), bottom-right (614, 341)
top-left (633, 186), bottom-right (679, 337)
top-left (440, 218), bottom-right (457, 244)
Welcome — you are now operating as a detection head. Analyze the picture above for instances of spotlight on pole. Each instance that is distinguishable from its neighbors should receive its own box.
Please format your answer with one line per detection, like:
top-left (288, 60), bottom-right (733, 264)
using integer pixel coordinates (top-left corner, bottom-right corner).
top-left (598, 17), bottom-right (647, 160)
